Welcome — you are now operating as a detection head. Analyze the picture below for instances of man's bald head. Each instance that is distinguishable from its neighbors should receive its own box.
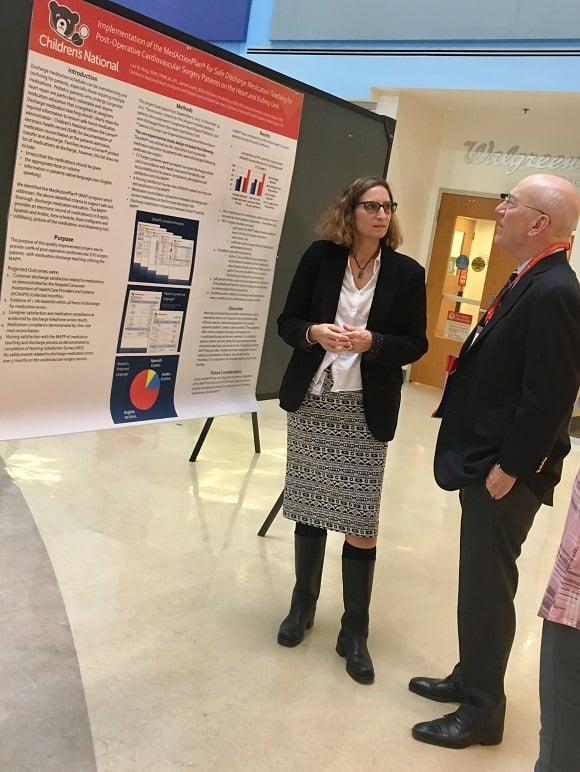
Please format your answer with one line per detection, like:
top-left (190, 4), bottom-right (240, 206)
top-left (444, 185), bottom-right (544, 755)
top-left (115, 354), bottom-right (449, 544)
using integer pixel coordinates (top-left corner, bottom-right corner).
top-left (517, 174), bottom-right (580, 237)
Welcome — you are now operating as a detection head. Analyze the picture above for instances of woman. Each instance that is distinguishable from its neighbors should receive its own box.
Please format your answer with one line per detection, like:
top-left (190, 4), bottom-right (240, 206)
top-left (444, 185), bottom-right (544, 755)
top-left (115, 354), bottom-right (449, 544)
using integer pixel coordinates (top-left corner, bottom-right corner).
top-left (276, 175), bottom-right (428, 684)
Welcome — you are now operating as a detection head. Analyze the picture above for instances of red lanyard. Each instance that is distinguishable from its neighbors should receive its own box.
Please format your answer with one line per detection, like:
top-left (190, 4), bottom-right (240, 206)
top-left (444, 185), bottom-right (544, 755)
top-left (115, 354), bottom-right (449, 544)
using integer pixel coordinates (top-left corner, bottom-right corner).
top-left (482, 241), bottom-right (569, 325)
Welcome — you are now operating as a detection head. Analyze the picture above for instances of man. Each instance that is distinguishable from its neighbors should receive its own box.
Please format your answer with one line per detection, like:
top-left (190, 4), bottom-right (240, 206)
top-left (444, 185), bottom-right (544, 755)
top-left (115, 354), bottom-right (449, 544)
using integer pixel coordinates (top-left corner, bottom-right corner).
top-left (409, 174), bottom-right (580, 749)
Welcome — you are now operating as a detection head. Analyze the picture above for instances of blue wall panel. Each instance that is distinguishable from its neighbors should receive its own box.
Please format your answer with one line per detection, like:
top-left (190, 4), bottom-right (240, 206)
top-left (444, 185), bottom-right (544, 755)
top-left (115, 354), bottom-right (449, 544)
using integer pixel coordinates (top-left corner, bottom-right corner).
top-left (115, 0), bottom-right (252, 41)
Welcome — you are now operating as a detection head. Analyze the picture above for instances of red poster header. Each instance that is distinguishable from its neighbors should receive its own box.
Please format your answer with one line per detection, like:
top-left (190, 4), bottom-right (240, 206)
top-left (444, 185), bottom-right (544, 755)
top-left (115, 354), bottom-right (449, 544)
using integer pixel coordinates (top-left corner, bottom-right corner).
top-left (28, 0), bottom-right (303, 139)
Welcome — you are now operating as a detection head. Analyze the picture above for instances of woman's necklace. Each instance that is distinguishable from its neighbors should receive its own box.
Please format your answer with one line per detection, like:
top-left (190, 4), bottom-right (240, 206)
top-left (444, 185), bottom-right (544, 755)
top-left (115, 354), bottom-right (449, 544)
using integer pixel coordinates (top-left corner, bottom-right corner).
top-left (351, 247), bottom-right (379, 279)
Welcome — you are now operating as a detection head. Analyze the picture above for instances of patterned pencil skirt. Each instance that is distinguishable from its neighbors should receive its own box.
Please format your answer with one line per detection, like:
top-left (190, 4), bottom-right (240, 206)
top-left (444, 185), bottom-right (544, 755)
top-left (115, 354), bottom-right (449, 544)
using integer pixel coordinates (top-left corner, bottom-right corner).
top-left (283, 371), bottom-right (387, 537)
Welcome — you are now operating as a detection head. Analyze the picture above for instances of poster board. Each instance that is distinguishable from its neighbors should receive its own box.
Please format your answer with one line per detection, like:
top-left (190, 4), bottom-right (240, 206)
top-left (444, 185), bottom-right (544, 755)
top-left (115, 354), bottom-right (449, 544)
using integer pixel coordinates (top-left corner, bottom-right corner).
top-left (0, 0), bottom-right (392, 437)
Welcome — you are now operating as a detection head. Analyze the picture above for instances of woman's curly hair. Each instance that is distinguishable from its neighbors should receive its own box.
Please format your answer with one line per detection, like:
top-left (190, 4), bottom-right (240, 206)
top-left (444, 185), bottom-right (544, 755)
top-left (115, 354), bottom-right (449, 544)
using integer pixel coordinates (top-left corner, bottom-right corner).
top-left (316, 176), bottom-right (403, 250)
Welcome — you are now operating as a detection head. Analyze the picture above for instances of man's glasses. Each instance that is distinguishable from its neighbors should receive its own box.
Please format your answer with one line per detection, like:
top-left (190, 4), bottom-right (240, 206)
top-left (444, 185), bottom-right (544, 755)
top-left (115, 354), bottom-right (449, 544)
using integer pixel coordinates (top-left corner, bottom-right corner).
top-left (500, 193), bottom-right (548, 216)
top-left (356, 200), bottom-right (398, 214)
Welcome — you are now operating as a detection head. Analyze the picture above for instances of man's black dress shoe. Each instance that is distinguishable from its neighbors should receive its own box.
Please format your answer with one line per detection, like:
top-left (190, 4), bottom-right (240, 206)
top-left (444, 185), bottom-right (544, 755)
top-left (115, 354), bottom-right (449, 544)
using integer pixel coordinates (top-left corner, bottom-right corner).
top-left (411, 710), bottom-right (504, 749)
top-left (408, 674), bottom-right (464, 703)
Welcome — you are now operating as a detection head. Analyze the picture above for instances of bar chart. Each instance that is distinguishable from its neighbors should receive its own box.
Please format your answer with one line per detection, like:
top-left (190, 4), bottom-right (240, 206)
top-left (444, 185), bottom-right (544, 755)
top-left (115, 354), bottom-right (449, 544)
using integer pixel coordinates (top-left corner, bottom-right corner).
top-left (233, 169), bottom-right (267, 196)
top-left (226, 148), bottom-right (286, 213)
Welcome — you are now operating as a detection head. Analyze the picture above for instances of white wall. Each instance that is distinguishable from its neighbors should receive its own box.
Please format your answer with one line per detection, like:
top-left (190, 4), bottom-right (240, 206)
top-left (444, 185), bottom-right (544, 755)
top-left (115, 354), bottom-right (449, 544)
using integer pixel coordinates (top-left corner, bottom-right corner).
top-left (375, 93), bottom-right (444, 265)
top-left (381, 94), bottom-right (580, 271)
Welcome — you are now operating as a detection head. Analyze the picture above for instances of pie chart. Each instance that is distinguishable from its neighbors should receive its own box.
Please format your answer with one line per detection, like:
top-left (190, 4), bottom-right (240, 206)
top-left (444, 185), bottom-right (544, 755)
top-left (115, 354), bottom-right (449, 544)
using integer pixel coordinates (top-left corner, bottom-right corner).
top-left (129, 369), bottom-right (161, 410)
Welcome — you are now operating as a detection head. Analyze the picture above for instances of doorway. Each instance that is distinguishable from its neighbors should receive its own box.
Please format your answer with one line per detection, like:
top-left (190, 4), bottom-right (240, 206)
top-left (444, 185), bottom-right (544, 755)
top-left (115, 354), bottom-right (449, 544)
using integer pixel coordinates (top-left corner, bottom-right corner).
top-left (411, 192), bottom-right (513, 389)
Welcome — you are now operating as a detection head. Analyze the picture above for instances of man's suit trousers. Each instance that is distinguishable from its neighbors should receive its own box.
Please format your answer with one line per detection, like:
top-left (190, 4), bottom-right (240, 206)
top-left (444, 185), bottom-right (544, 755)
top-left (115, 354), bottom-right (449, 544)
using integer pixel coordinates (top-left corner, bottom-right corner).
top-left (456, 480), bottom-right (542, 719)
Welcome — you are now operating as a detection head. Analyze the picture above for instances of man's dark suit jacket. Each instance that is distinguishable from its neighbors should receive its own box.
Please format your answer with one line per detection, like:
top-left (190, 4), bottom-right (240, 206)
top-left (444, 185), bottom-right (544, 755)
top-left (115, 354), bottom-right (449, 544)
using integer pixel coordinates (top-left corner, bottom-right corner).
top-left (277, 240), bottom-right (428, 442)
top-left (434, 250), bottom-right (580, 504)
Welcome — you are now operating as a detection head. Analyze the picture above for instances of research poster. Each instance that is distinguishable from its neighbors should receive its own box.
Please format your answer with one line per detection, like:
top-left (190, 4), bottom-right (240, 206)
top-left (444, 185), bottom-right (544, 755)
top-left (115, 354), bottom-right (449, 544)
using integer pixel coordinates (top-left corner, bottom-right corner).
top-left (0, 0), bottom-right (303, 439)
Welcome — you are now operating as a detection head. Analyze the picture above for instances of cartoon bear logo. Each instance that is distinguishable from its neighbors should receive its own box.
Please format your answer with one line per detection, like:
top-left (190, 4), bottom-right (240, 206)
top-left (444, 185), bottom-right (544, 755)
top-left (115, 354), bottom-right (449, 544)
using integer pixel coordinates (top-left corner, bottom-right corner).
top-left (48, 1), bottom-right (90, 47)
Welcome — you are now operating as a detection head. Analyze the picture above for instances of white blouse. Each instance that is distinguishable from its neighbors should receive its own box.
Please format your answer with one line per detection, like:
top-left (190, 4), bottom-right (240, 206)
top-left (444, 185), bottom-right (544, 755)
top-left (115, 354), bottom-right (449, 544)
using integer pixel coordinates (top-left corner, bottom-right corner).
top-left (310, 251), bottom-right (381, 394)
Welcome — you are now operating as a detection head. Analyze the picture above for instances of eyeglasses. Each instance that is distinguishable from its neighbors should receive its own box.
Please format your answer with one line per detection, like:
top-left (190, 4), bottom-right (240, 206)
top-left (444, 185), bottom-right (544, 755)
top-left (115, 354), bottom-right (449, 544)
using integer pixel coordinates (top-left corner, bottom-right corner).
top-left (355, 200), bottom-right (398, 214)
top-left (500, 193), bottom-right (548, 216)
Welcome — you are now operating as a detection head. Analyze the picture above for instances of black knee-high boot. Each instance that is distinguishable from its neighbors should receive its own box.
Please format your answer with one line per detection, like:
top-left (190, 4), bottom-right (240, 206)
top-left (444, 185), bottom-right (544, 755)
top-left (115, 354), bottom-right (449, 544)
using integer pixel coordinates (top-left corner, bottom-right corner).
top-left (277, 527), bottom-right (327, 647)
top-left (336, 543), bottom-right (376, 684)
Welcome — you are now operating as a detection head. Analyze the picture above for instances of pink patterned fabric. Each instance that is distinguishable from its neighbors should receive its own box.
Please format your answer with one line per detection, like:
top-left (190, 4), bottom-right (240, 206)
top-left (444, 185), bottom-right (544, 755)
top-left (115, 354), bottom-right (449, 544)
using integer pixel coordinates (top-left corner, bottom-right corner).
top-left (539, 467), bottom-right (580, 629)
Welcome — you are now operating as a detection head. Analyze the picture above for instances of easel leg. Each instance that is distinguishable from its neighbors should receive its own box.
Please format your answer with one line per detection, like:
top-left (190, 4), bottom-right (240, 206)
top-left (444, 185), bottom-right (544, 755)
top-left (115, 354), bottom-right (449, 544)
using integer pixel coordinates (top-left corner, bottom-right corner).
top-left (257, 490), bottom-right (284, 537)
top-left (251, 412), bottom-right (261, 453)
top-left (189, 417), bottom-right (214, 462)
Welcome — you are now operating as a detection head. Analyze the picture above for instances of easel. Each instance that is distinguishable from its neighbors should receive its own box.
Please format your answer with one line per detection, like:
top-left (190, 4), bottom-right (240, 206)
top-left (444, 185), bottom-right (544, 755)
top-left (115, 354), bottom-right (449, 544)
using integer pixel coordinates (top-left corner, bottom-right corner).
top-left (188, 410), bottom-right (282, 536)
top-left (189, 411), bottom-right (261, 462)
top-left (257, 490), bottom-right (283, 537)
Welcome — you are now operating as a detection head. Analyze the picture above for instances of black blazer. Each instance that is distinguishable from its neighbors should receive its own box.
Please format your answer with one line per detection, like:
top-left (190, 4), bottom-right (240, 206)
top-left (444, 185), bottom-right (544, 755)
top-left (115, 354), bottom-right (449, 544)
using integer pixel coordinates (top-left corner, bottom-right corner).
top-left (434, 250), bottom-right (580, 504)
top-left (277, 240), bottom-right (428, 442)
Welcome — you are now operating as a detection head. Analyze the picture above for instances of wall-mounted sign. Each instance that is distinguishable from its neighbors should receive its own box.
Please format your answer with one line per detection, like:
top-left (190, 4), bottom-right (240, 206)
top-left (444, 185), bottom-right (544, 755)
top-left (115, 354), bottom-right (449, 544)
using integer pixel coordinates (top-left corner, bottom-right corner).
top-left (463, 140), bottom-right (580, 178)
top-left (445, 311), bottom-right (473, 342)
top-left (455, 254), bottom-right (469, 269)
top-left (457, 268), bottom-right (468, 287)
top-left (472, 256), bottom-right (486, 272)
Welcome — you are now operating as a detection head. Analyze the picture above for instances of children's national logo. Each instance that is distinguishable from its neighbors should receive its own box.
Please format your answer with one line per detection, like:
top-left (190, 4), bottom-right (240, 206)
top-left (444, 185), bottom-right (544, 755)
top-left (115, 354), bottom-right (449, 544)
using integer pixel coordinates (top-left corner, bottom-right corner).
top-left (48, 1), bottom-right (90, 46)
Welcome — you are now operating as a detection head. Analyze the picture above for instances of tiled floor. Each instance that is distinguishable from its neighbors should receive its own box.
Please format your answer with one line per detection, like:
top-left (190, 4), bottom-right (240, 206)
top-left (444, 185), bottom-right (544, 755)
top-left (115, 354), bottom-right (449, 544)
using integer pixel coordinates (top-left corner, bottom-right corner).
top-left (1, 381), bottom-right (578, 770)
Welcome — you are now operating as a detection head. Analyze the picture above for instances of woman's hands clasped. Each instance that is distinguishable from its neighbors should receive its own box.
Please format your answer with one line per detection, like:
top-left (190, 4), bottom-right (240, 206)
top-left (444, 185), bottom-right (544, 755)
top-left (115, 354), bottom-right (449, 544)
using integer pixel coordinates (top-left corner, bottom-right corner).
top-left (309, 323), bottom-right (372, 354)
top-left (343, 324), bottom-right (373, 354)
